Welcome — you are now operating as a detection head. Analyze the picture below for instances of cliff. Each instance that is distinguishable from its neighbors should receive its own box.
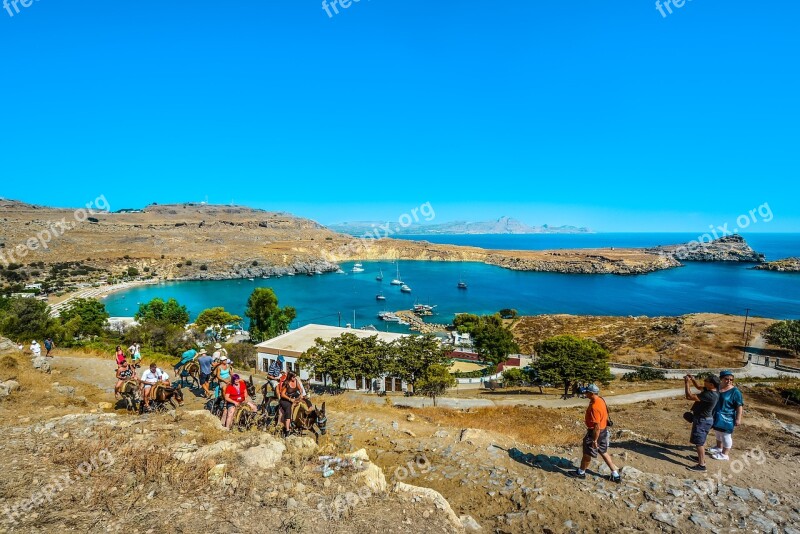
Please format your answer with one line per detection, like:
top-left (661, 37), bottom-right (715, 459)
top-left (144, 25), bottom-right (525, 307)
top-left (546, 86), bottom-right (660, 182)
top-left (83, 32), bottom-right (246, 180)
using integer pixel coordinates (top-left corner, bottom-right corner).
top-left (645, 235), bottom-right (765, 262)
top-left (753, 257), bottom-right (800, 272)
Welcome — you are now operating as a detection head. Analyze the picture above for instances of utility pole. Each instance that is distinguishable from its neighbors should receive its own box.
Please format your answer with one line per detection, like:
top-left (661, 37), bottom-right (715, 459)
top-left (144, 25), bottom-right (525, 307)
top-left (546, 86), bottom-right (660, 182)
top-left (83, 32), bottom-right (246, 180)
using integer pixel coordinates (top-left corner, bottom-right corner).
top-left (338, 312), bottom-right (341, 328)
top-left (742, 308), bottom-right (751, 345)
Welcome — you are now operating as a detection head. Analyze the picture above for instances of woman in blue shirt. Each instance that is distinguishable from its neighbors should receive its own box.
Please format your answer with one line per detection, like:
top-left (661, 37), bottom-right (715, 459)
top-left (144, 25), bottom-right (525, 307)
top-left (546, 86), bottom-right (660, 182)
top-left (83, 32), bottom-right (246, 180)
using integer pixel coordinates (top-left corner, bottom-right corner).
top-left (710, 370), bottom-right (744, 461)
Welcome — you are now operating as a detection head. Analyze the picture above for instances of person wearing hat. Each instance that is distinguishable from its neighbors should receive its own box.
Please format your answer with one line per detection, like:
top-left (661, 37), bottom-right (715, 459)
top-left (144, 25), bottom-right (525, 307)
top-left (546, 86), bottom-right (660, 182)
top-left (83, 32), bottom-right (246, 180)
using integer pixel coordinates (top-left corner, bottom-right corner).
top-left (568, 384), bottom-right (621, 483)
top-left (197, 348), bottom-right (214, 398)
top-left (267, 356), bottom-right (286, 393)
top-left (684, 374), bottom-right (720, 472)
top-left (214, 342), bottom-right (228, 360)
top-left (30, 340), bottom-right (42, 358)
top-left (709, 370), bottom-right (744, 461)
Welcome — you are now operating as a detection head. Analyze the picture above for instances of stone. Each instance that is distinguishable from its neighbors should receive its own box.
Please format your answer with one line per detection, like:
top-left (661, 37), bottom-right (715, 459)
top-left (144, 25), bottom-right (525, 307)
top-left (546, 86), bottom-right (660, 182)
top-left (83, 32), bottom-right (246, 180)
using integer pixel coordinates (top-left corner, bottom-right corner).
top-left (53, 385), bottom-right (75, 397)
top-left (240, 441), bottom-right (286, 470)
top-left (98, 402), bottom-right (113, 410)
top-left (32, 356), bottom-right (51, 372)
top-left (283, 435), bottom-right (317, 457)
top-left (689, 513), bottom-right (716, 529)
top-left (286, 497), bottom-right (298, 509)
top-left (174, 440), bottom-right (242, 463)
top-left (749, 488), bottom-right (767, 504)
top-left (749, 513), bottom-right (778, 533)
top-left (2, 380), bottom-right (20, 392)
top-left (404, 430), bottom-right (417, 438)
top-left (731, 486), bottom-right (751, 501)
top-left (395, 482), bottom-right (463, 531)
top-left (352, 462), bottom-right (387, 493)
top-left (433, 430), bottom-right (449, 438)
top-left (406, 414), bottom-right (416, 422)
top-left (651, 512), bottom-right (679, 528)
top-left (207, 464), bottom-right (226, 484)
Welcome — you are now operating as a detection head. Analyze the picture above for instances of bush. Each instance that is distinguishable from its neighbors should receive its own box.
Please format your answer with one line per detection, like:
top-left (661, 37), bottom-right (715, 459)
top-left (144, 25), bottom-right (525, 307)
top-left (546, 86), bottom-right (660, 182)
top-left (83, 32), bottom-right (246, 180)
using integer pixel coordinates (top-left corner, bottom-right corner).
top-left (199, 264), bottom-right (208, 271)
top-left (224, 343), bottom-right (257, 369)
top-left (622, 363), bottom-right (667, 382)
top-left (781, 388), bottom-right (800, 404)
top-left (185, 260), bottom-right (193, 266)
top-left (252, 261), bottom-right (258, 267)
top-left (127, 267), bottom-right (139, 277)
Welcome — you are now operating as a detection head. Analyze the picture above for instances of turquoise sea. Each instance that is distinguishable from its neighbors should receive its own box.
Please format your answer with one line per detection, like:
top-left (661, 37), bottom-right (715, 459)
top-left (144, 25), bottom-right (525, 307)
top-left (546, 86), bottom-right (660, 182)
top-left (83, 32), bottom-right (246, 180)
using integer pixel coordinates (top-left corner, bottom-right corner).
top-left (103, 233), bottom-right (800, 330)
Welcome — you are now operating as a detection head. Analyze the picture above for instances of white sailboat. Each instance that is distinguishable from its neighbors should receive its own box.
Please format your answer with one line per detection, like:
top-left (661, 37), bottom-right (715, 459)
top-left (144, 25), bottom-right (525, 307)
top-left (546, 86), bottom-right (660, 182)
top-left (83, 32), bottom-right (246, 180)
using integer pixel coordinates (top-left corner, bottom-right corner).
top-left (390, 263), bottom-right (403, 286)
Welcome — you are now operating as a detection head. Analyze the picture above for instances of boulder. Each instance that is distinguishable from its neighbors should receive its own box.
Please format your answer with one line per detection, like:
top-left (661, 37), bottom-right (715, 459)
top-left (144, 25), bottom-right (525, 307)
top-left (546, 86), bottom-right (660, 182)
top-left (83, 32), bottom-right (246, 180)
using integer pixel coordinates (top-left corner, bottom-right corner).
top-left (283, 435), bottom-right (317, 457)
top-left (394, 482), bottom-right (464, 532)
top-left (352, 462), bottom-right (388, 494)
top-left (98, 402), bottom-right (114, 410)
top-left (53, 385), bottom-right (75, 397)
top-left (32, 357), bottom-right (51, 373)
top-left (3, 380), bottom-right (20, 392)
top-left (240, 440), bottom-right (286, 470)
top-left (460, 515), bottom-right (482, 531)
top-left (175, 440), bottom-right (242, 463)
top-left (0, 337), bottom-right (18, 353)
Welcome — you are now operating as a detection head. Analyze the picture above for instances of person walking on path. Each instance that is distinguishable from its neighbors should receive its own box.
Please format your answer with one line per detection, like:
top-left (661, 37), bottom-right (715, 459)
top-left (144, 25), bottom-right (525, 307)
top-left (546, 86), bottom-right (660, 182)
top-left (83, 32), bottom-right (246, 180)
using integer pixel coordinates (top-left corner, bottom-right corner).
top-left (568, 384), bottom-right (622, 483)
top-left (198, 349), bottom-right (214, 398)
top-left (684, 374), bottom-right (720, 472)
top-left (44, 338), bottom-right (55, 358)
top-left (709, 370), bottom-right (744, 461)
top-left (30, 340), bottom-right (42, 358)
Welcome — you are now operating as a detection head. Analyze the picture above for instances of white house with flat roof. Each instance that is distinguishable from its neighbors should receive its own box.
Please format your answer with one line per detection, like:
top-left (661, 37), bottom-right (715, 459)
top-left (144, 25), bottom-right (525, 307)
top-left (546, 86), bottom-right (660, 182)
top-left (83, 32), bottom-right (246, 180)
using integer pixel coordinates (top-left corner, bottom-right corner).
top-left (255, 324), bottom-right (409, 392)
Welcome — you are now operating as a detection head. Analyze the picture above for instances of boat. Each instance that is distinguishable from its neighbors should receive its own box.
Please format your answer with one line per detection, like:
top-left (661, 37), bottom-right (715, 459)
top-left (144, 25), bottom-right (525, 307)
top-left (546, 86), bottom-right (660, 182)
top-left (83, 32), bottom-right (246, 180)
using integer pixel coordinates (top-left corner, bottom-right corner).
top-left (376, 292), bottom-right (386, 301)
top-left (376, 268), bottom-right (384, 282)
top-left (412, 303), bottom-right (436, 316)
top-left (314, 270), bottom-right (323, 275)
top-left (248, 278), bottom-right (255, 281)
top-left (400, 284), bottom-right (412, 293)
top-left (286, 272), bottom-right (295, 276)
top-left (335, 268), bottom-right (346, 274)
top-left (352, 263), bottom-right (365, 273)
top-left (390, 264), bottom-right (403, 285)
top-left (378, 311), bottom-right (402, 322)
top-left (458, 280), bottom-right (467, 289)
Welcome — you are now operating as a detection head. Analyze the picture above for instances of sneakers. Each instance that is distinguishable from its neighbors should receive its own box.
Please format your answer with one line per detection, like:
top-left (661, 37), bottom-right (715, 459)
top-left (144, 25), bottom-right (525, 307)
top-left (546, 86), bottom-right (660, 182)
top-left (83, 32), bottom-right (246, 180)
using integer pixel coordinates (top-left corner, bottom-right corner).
top-left (610, 473), bottom-right (622, 484)
top-left (687, 464), bottom-right (707, 472)
top-left (707, 447), bottom-right (721, 455)
top-left (711, 452), bottom-right (730, 461)
top-left (567, 470), bottom-right (586, 479)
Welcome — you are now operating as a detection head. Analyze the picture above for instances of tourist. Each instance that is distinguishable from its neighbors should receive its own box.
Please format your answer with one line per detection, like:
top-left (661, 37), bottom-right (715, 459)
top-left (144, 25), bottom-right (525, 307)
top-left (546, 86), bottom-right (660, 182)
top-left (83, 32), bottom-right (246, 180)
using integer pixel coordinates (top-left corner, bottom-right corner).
top-left (114, 360), bottom-right (136, 398)
top-left (684, 374), bottom-right (720, 472)
top-left (214, 357), bottom-right (233, 404)
top-left (115, 345), bottom-right (126, 366)
top-left (175, 347), bottom-right (197, 373)
top-left (198, 349), bottom-right (213, 398)
top-left (129, 342), bottom-right (142, 367)
top-left (139, 363), bottom-right (168, 411)
top-left (568, 384), bottom-right (621, 483)
top-left (44, 338), bottom-right (55, 358)
top-left (709, 370), bottom-right (744, 461)
top-left (215, 342), bottom-right (228, 360)
top-left (30, 340), bottom-right (42, 358)
top-left (267, 355), bottom-right (285, 393)
top-left (278, 371), bottom-right (313, 437)
top-left (222, 374), bottom-right (257, 430)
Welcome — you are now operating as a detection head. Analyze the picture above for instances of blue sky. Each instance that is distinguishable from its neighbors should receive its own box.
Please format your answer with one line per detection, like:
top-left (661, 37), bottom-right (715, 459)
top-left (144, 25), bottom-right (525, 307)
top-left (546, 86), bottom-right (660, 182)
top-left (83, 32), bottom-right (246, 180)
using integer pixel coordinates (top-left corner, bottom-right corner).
top-left (1, 1), bottom-right (798, 231)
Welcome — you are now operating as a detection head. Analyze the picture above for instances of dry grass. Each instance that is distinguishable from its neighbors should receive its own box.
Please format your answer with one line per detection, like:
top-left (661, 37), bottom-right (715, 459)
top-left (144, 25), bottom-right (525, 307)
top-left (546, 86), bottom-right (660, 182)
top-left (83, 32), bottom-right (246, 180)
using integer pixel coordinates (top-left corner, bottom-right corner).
top-left (415, 405), bottom-right (580, 447)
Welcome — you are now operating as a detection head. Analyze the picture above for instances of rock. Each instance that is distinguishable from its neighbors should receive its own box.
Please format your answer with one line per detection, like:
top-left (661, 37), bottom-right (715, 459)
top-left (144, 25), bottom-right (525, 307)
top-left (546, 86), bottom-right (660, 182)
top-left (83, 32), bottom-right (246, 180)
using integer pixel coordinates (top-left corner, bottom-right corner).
top-left (395, 482), bottom-right (464, 532)
top-left (207, 464), bottom-right (226, 484)
top-left (731, 486), bottom-right (751, 501)
top-left (175, 440), bottom-right (242, 463)
top-left (460, 515), bottom-right (482, 532)
top-left (689, 513), bottom-right (716, 529)
top-left (283, 435), bottom-right (317, 457)
top-left (286, 497), bottom-right (298, 509)
top-left (433, 430), bottom-right (449, 438)
top-left (352, 462), bottom-right (387, 494)
top-left (750, 512), bottom-right (778, 533)
top-left (459, 428), bottom-right (489, 445)
top-left (651, 512), bottom-right (679, 528)
top-left (281, 466), bottom-right (292, 477)
top-left (32, 356), bottom-right (51, 373)
top-left (98, 402), bottom-right (113, 410)
top-left (240, 441), bottom-right (286, 470)
top-left (406, 414), bottom-right (416, 422)
top-left (392, 421), bottom-right (399, 430)
top-left (2, 380), bottom-right (20, 392)
top-left (53, 385), bottom-right (75, 397)
top-left (404, 430), bottom-right (417, 438)
top-left (748, 488), bottom-right (767, 504)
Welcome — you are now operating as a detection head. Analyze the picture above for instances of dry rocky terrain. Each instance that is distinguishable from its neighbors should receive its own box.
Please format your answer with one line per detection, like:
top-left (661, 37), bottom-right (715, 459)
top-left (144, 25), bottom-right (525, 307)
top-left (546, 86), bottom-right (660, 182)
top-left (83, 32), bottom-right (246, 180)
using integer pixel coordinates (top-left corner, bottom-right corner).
top-left (2, 341), bottom-right (799, 533)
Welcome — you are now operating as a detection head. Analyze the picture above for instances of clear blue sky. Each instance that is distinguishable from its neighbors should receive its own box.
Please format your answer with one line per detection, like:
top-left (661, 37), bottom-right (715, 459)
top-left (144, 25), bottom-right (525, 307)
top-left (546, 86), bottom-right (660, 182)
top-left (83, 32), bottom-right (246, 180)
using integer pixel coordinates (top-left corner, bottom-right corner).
top-left (1, 1), bottom-right (798, 231)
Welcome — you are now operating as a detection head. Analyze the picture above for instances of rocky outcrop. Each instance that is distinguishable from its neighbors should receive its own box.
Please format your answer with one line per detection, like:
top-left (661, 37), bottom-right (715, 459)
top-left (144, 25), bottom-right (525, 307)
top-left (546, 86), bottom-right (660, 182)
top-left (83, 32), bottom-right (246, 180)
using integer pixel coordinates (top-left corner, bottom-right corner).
top-left (753, 257), bottom-right (800, 272)
top-left (647, 235), bottom-right (765, 263)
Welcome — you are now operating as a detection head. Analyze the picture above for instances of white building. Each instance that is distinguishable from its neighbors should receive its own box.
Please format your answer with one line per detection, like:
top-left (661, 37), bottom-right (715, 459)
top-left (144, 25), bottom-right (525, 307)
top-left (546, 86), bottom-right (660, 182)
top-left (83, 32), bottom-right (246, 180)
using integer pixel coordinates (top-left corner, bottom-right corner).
top-left (255, 324), bottom-right (409, 392)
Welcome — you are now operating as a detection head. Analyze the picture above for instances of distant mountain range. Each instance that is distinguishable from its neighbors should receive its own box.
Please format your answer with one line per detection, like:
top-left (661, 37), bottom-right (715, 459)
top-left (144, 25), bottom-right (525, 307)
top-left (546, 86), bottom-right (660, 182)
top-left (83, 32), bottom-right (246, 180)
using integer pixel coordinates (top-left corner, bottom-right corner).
top-left (327, 216), bottom-right (593, 236)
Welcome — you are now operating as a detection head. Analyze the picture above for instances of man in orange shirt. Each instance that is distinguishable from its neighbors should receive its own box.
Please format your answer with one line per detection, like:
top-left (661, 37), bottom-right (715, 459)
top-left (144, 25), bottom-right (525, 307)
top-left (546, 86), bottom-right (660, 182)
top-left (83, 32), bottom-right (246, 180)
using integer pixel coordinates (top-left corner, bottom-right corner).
top-left (568, 384), bottom-right (621, 483)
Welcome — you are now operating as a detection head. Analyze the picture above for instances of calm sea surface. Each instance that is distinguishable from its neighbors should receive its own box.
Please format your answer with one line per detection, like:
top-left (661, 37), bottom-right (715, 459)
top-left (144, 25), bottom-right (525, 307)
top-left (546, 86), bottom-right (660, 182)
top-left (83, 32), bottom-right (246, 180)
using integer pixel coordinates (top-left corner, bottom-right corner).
top-left (103, 233), bottom-right (800, 329)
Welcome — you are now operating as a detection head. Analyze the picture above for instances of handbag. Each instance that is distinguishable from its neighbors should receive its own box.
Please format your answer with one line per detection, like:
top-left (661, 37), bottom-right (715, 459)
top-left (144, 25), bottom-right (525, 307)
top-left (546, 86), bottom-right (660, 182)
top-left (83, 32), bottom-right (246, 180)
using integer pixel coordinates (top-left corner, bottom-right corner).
top-left (683, 411), bottom-right (694, 423)
top-left (600, 397), bottom-right (614, 427)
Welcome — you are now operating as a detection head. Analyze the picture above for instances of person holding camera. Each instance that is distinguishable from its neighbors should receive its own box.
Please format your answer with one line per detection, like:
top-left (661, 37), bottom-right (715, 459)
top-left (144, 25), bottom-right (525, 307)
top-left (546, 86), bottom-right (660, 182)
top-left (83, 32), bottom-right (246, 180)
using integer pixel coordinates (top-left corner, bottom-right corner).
top-left (683, 374), bottom-right (720, 472)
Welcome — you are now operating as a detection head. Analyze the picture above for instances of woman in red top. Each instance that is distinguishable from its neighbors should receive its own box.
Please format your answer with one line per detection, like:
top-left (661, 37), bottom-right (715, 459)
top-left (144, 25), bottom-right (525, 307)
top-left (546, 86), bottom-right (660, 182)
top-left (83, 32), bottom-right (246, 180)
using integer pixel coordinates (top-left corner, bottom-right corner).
top-left (115, 346), bottom-right (126, 366)
top-left (222, 374), bottom-right (257, 429)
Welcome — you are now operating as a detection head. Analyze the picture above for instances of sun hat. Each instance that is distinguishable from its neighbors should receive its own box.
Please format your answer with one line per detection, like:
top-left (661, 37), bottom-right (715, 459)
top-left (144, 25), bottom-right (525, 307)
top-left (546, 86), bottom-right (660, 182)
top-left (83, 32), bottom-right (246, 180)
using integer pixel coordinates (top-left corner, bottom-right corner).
top-left (214, 343), bottom-right (222, 349)
top-left (585, 384), bottom-right (600, 395)
top-left (198, 348), bottom-right (207, 355)
top-left (277, 355), bottom-right (285, 362)
top-left (719, 370), bottom-right (734, 378)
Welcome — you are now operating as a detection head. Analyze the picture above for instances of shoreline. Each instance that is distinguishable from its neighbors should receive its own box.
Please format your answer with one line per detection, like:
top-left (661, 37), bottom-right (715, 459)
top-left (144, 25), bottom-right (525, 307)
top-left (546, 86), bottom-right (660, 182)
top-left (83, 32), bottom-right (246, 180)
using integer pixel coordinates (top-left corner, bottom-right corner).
top-left (48, 279), bottom-right (158, 316)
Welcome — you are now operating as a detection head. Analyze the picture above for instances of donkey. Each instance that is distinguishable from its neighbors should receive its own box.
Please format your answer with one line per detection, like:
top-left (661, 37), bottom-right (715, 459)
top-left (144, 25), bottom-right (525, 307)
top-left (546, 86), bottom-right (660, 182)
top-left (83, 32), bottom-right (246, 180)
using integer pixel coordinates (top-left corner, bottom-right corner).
top-left (140, 384), bottom-right (184, 413)
top-left (288, 401), bottom-right (327, 442)
top-left (120, 380), bottom-right (140, 413)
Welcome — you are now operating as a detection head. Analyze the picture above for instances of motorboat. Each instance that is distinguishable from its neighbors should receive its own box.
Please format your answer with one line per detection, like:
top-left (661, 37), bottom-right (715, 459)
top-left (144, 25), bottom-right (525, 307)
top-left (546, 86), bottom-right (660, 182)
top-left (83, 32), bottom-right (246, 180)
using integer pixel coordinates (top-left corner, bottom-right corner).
top-left (400, 284), bottom-right (412, 293)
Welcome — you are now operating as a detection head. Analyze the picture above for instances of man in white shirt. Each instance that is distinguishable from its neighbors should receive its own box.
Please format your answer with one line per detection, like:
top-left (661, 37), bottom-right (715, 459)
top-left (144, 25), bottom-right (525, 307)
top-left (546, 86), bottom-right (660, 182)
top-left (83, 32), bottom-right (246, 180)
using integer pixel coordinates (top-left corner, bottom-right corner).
top-left (30, 340), bottom-right (41, 358)
top-left (139, 363), bottom-right (169, 410)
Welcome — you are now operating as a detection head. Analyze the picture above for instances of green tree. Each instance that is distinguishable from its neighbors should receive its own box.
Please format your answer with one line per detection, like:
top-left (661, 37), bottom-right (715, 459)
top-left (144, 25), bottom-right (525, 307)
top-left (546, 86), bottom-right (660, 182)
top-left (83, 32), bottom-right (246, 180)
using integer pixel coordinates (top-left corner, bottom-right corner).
top-left (245, 288), bottom-right (296, 342)
top-left (59, 298), bottom-right (110, 338)
top-left (499, 308), bottom-right (518, 319)
top-left (134, 297), bottom-right (190, 327)
top-left (453, 313), bottom-right (481, 333)
top-left (0, 297), bottom-right (60, 343)
top-left (502, 367), bottom-right (527, 385)
top-left (301, 333), bottom-right (389, 389)
top-left (472, 314), bottom-right (519, 366)
top-left (415, 363), bottom-right (456, 406)
top-left (194, 307), bottom-right (242, 340)
top-left (763, 320), bottom-right (800, 356)
top-left (531, 335), bottom-right (613, 397)
top-left (387, 334), bottom-right (451, 392)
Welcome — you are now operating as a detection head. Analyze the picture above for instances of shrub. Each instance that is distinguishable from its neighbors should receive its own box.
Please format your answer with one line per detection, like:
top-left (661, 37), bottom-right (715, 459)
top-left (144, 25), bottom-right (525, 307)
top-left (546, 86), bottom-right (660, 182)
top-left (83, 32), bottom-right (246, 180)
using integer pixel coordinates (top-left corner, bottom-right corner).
top-left (252, 261), bottom-right (258, 267)
top-left (199, 264), bottom-right (208, 271)
top-left (622, 363), bottom-right (667, 382)
top-left (185, 260), bottom-right (193, 266)
top-left (781, 388), bottom-right (800, 404)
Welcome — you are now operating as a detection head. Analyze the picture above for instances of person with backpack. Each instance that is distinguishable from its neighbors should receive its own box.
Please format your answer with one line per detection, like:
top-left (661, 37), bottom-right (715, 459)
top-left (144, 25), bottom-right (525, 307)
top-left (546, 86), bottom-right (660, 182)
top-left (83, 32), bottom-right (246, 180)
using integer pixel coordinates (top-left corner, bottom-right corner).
top-left (568, 384), bottom-right (622, 483)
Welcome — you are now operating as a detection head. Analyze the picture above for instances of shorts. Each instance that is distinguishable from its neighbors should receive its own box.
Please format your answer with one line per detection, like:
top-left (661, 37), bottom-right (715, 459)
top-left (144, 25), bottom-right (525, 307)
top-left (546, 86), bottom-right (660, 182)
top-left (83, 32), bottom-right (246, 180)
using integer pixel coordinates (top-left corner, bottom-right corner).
top-left (690, 417), bottom-right (714, 445)
top-left (200, 373), bottom-right (211, 385)
top-left (582, 428), bottom-right (610, 458)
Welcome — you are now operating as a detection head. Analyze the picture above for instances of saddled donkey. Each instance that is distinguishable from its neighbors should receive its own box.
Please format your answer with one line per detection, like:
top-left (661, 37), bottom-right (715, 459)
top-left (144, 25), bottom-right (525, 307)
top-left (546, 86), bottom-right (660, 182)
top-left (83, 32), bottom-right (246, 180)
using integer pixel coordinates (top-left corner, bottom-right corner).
top-left (120, 380), bottom-right (140, 413)
top-left (183, 360), bottom-right (200, 389)
top-left (141, 384), bottom-right (185, 413)
top-left (288, 401), bottom-right (327, 442)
